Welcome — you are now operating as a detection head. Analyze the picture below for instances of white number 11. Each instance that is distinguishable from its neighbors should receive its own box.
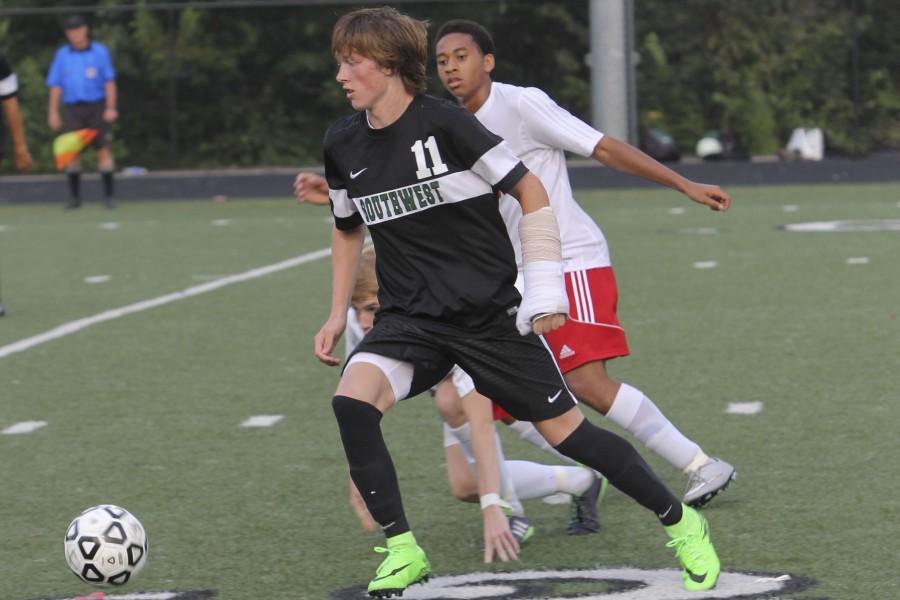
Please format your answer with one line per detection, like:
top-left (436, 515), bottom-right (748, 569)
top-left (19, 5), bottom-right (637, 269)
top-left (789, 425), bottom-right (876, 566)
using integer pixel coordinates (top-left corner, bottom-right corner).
top-left (410, 136), bottom-right (449, 180)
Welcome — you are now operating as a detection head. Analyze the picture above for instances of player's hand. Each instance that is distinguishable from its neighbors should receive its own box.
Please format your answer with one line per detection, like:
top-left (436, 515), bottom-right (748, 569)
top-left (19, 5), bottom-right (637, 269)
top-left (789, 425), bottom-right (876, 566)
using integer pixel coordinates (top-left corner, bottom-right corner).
top-left (482, 505), bottom-right (519, 563)
top-left (348, 479), bottom-right (378, 532)
top-left (516, 261), bottom-right (569, 336)
top-left (531, 312), bottom-right (567, 335)
top-left (13, 146), bottom-right (33, 172)
top-left (684, 181), bottom-right (731, 212)
top-left (103, 107), bottom-right (119, 123)
top-left (294, 172), bottom-right (330, 205)
top-left (314, 313), bottom-right (347, 366)
top-left (48, 112), bottom-right (62, 131)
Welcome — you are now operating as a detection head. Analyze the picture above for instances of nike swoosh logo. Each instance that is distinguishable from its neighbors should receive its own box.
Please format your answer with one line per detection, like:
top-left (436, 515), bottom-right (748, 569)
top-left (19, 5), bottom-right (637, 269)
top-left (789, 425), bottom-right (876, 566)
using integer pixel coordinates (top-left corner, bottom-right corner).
top-left (350, 168), bottom-right (367, 179)
top-left (547, 390), bottom-right (562, 403)
top-left (371, 562), bottom-right (412, 582)
top-left (657, 505), bottom-right (672, 519)
top-left (686, 568), bottom-right (708, 583)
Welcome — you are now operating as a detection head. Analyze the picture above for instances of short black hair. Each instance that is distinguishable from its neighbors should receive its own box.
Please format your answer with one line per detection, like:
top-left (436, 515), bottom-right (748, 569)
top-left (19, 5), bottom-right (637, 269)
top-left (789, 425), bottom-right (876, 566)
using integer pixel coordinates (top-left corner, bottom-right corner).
top-left (62, 15), bottom-right (87, 30)
top-left (434, 19), bottom-right (495, 56)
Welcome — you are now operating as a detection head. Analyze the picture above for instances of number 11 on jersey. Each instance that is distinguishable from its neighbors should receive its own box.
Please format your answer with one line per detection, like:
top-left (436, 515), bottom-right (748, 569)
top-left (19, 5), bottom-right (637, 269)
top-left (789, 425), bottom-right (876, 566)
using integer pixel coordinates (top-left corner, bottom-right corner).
top-left (411, 136), bottom-right (449, 180)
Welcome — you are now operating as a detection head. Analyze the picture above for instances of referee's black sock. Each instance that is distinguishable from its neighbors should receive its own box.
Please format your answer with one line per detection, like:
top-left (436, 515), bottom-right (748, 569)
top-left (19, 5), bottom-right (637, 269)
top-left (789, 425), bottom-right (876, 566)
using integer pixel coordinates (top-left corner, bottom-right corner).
top-left (555, 418), bottom-right (682, 526)
top-left (67, 172), bottom-right (81, 205)
top-left (332, 395), bottom-right (410, 537)
top-left (101, 170), bottom-right (114, 200)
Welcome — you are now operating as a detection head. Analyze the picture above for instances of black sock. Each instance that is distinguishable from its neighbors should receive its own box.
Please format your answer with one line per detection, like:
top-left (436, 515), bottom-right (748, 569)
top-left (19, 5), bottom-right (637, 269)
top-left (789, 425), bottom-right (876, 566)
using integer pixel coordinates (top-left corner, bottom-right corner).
top-left (555, 419), bottom-right (682, 526)
top-left (102, 171), bottom-right (114, 199)
top-left (332, 395), bottom-right (409, 537)
top-left (67, 172), bottom-right (81, 204)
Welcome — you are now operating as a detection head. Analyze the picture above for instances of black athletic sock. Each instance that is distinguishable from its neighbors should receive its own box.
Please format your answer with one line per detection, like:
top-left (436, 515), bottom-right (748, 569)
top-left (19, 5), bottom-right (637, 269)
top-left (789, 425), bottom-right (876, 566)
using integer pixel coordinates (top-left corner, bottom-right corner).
top-left (67, 172), bottom-right (81, 205)
top-left (332, 395), bottom-right (410, 537)
top-left (101, 171), bottom-right (114, 199)
top-left (555, 419), bottom-right (682, 526)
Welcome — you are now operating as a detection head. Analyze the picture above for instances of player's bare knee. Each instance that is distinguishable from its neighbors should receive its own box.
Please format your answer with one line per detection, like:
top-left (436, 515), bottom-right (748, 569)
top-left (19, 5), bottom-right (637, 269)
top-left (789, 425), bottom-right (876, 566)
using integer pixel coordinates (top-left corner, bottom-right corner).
top-left (433, 379), bottom-right (466, 426)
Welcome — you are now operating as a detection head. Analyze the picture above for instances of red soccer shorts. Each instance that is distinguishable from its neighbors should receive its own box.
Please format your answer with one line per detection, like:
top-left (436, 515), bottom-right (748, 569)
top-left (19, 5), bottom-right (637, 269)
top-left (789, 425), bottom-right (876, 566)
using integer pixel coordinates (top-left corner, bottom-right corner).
top-left (541, 266), bottom-right (630, 373)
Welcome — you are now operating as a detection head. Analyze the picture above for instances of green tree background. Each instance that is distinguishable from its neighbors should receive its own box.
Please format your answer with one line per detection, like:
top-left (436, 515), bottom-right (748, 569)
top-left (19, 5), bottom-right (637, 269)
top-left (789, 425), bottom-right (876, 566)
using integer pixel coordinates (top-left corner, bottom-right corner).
top-left (1, 0), bottom-right (897, 173)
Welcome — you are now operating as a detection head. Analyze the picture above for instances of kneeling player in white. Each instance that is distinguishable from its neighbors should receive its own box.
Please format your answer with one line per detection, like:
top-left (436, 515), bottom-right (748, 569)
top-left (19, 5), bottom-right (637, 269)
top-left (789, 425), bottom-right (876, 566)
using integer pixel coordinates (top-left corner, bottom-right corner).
top-left (343, 247), bottom-right (604, 540)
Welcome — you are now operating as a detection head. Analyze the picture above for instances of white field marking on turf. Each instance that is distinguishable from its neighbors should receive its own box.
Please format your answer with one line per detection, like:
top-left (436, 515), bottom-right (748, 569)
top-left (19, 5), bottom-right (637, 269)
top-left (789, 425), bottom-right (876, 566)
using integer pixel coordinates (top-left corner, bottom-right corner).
top-left (846, 256), bottom-right (869, 265)
top-left (397, 568), bottom-right (795, 599)
top-left (0, 246), bottom-right (332, 360)
top-left (191, 274), bottom-right (229, 281)
top-left (727, 401), bottom-right (763, 415)
top-left (668, 207), bottom-right (686, 215)
top-left (99, 222), bottom-right (120, 230)
top-left (211, 218), bottom-right (231, 226)
top-left (0, 224), bottom-right (8, 232)
top-left (693, 260), bottom-right (718, 269)
top-left (84, 275), bottom-right (112, 284)
top-left (679, 227), bottom-right (718, 235)
top-left (2, 420), bottom-right (48, 435)
top-left (240, 415), bottom-right (284, 428)
top-left (323, 215), bottom-right (335, 224)
top-left (782, 204), bottom-right (799, 212)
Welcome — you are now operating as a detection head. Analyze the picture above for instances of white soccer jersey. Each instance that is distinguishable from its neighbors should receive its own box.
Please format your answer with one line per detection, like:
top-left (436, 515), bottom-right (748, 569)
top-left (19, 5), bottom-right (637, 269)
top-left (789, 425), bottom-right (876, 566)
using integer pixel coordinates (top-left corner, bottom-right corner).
top-left (344, 306), bottom-right (365, 356)
top-left (475, 82), bottom-right (611, 272)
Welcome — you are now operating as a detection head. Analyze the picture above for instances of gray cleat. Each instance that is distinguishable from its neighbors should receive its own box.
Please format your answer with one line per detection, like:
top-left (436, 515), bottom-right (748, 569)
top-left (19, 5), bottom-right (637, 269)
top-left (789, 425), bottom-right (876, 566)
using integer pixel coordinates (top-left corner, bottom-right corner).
top-left (567, 474), bottom-right (607, 535)
top-left (507, 515), bottom-right (535, 544)
top-left (684, 458), bottom-right (736, 508)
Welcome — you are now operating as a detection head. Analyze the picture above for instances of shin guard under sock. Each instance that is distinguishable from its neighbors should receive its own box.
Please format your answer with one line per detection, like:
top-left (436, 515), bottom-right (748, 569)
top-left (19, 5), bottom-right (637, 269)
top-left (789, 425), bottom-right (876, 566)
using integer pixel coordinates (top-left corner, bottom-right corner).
top-left (332, 395), bottom-right (409, 537)
top-left (555, 419), bottom-right (682, 525)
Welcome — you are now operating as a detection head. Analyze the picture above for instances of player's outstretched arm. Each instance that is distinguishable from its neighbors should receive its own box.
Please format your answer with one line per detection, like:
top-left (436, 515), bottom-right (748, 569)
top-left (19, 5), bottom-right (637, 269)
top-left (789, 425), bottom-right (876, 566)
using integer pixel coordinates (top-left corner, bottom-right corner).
top-left (461, 391), bottom-right (520, 563)
top-left (294, 172), bottom-right (330, 205)
top-left (314, 225), bottom-right (364, 366)
top-left (508, 172), bottom-right (568, 336)
top-left (1, 96), bottom-right (32, 172)
top-left (592, 136), bottom-right (730, 212)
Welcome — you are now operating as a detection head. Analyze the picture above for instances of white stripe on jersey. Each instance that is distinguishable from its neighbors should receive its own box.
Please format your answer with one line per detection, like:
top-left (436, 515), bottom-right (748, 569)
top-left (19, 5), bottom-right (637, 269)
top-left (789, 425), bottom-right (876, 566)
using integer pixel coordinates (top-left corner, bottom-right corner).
top-left (350, 169), bottom-right (491, 226)
top-left (0, 72), bottom-right (18, 97)
top-left (470, 141), bottom-right (522, 187)
top-left (329, 188), bottom-right (355, 219)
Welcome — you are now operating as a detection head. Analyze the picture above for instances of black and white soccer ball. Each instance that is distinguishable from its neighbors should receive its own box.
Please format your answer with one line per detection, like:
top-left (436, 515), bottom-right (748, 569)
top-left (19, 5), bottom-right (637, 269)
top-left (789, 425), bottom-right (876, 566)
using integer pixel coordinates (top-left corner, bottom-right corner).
top-left (64, 504), bottom-right (149, 586)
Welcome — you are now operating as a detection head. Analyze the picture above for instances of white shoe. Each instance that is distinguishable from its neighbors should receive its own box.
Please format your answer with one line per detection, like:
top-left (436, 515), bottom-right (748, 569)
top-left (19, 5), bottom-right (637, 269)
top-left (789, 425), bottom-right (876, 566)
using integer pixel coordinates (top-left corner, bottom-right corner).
top-left (684, 458), bottom-right (736, 507)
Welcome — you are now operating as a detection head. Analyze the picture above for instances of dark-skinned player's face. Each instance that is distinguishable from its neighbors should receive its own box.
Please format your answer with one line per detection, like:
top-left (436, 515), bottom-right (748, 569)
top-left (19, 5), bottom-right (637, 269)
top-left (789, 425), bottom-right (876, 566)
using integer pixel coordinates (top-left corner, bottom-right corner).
top-left (435, 33), bottom-right (493, 101)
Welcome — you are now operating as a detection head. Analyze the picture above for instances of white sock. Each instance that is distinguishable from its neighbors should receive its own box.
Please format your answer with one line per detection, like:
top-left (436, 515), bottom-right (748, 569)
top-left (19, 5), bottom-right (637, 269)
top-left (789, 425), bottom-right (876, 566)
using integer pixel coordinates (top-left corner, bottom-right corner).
top-left (505, 460), bottom-right (595, 499)
top-left (449, 423), bottom-right (525, 516)
top-left (507, 420), bottom-right (579, 466)
top-left (605, 383), bottom-right (701, 471)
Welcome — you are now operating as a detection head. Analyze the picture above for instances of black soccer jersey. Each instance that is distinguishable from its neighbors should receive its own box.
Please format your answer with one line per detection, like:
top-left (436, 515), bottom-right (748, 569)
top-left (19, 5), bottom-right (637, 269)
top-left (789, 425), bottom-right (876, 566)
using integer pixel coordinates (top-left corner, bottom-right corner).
top-left (324, 94), bottom-right (529, 332)
top-left (0, 54), bottom-right (17, 100)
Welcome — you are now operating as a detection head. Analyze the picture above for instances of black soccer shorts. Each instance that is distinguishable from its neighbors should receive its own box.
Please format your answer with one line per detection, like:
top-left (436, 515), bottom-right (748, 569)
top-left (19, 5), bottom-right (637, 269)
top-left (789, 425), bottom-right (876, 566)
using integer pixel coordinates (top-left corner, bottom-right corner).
top-left (348, 313), bottom-right (577, 422)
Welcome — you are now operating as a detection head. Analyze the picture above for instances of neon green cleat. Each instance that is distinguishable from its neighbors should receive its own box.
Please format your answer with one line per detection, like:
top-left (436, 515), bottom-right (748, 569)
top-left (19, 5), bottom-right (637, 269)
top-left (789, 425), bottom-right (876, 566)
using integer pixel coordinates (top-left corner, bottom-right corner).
top-left (367, 531), bottom-right (432, 598)
top-left (664, 504), bottom-right (720, 591)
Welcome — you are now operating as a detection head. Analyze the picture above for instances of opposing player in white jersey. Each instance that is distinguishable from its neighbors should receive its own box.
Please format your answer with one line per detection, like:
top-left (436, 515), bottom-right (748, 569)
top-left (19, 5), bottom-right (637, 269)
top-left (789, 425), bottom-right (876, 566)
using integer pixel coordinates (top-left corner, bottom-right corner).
top-left (435, 19), bottom-right (736, 508)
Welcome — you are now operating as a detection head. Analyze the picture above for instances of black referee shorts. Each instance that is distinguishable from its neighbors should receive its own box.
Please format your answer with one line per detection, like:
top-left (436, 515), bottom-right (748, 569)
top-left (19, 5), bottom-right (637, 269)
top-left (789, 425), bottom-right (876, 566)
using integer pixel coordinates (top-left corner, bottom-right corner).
top-left (62, 101), bottom-right (110, 149)
top-left (348, 314), bottom-right (576, 422)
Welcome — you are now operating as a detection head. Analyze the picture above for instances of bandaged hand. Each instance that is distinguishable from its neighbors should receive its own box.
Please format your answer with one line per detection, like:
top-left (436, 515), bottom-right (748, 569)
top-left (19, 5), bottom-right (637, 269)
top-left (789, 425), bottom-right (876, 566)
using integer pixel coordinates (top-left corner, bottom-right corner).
top-left (516, 206), bottom-right (568, 335)
top-left (516, 260), bottom-right (569, 335)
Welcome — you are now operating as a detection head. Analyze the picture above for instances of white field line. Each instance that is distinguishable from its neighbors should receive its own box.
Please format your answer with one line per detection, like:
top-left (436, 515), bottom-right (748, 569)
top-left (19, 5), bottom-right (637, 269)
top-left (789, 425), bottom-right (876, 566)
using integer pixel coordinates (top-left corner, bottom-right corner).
top-left (0, 247), bottom-right (331, 360)
top-left (2, 420), bottom-right (48, 435)
top-left (241, 415), bottom-right (284, 428)
top-left (727, 401), bottom-right (764, 415)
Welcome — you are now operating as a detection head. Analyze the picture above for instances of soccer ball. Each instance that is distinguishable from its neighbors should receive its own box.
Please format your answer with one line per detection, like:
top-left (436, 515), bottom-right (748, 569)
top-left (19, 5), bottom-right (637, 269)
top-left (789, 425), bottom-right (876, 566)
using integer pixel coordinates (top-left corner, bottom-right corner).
top-left (64, 504), bottom-right (149, 586)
